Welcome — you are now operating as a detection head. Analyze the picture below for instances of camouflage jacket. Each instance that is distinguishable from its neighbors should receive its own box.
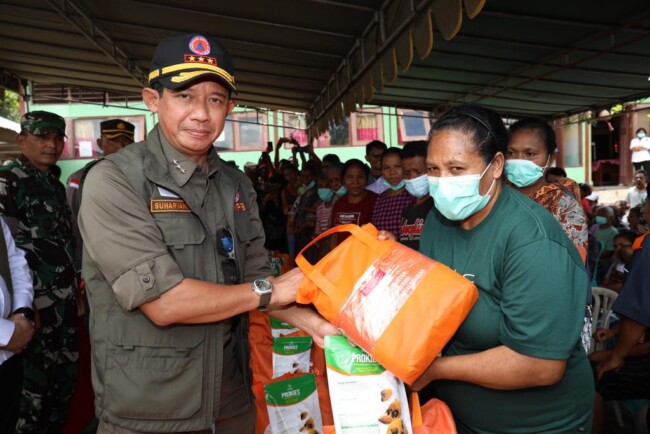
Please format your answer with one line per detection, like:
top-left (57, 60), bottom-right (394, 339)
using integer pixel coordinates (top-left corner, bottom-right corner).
top-left (0, 155), bottom-right (78, 311)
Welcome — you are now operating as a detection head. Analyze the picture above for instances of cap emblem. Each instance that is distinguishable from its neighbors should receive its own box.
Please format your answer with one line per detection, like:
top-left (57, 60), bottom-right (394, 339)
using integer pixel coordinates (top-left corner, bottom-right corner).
top-left (117, 122), bottom-right (126, 130)
top-left (189, 36), bottom-right (211, 56)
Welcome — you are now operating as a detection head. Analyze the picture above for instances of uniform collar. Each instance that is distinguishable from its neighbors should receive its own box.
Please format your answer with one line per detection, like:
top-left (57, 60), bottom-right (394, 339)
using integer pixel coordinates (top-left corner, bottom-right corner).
top-left (17, 154), bottom-right (60, 179)
top-left (157, 127), bottom-right (220, 187)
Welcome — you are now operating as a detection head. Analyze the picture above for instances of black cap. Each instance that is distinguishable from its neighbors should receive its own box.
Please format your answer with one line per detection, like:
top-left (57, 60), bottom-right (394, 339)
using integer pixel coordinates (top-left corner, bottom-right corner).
top-left (100, 119), bottom-right (135, 140)
top-left (148, 33), bottom-right (236, 92)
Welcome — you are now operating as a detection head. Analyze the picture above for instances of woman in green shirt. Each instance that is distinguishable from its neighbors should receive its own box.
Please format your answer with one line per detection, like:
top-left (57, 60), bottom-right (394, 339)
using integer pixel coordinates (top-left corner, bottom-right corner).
top-left (412, 104), bottom-right (593, 433)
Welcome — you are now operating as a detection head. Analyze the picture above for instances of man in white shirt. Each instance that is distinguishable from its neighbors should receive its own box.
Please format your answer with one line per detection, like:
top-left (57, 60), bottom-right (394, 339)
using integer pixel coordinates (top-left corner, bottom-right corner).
top-left (365, 140), bottom-right (388, 194)
top-left (626, 170), bottom-right (648, 208)
top-left (0, 219), bottom-right (35, 432)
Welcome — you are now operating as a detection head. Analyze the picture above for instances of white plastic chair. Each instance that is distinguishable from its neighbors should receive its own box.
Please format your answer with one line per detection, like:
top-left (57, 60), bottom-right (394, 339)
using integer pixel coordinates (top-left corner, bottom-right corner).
top-left (590, 286), bottom-right (618, 354)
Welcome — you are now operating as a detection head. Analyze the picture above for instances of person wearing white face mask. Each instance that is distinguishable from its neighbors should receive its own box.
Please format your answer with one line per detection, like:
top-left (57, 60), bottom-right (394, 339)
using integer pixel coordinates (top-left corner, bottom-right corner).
top-left (398, 141), bottom-right (433, 251)
top-left (370, 147), bottom-right (415, 239)
top-left (410, 104), bottom-right (593, 433)
top-left (630, 127), bottom-right (650, 175)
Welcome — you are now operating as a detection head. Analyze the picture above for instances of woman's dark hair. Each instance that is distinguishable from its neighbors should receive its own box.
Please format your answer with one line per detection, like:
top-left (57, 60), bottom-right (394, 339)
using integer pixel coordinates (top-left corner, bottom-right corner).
top-left (323, 154), bottom-right (341, 165)
top-left (342, 158), bottom-right (370, 180)
top-left (400, 141), bottom-right (428, 160)
top-left (636, 128), bottom-right (647, 135)
top-left (614, 229), bottom-right (638, 245)
top-left (508, 118), bottom-right (557, 156)
top-left (328, 162), bottom-right (344, 177)
top-left (545, 167), bottom-right (567, 178)
top-left (380, 147), bottom-right (402, 165)
top-left (430, 104), bottom-right (507, 164)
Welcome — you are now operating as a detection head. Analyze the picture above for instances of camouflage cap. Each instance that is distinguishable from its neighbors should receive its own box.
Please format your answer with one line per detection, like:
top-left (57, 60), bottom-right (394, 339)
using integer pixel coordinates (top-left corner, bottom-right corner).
top-left (21, 111), bottom-right (66, 137)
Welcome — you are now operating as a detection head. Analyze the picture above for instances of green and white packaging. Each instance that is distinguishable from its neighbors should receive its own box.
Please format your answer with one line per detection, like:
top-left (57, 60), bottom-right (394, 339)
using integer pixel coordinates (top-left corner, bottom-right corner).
top-left (325, 335), bottom-right (412, 434)
top-left (272, 336), bottom-right (312, 378)
top-left (264, 373), bottom-right (323, 434)
top-left (270, 317), bottom-right (301, 338)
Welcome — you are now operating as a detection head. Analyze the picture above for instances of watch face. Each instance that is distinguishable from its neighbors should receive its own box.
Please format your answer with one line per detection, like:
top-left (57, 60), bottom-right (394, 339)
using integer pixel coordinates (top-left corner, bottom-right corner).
top-left (255, 279), bottom-right (272, 293)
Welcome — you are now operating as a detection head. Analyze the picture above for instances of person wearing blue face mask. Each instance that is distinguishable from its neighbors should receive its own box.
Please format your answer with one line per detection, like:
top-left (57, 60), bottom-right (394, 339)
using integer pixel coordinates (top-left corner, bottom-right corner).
top-left (630, 127), bottom-right (650, 175)
top-left (398, 141), bottom-right (433, 251)
top-left (505, 118), bottom-right (593, 352)
top-left (505, 118), bottom-right (588, 261)
top-left (590, 205), bottom-right (619, 284)
top-left (370, 147), bottom-right (415, 239)
top-left (410, 104), bottom-right (593, 433)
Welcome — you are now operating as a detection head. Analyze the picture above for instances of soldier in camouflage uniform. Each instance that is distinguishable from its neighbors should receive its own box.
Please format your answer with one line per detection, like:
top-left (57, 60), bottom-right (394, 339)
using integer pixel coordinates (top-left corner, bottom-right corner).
top-left (0, 111), bottom-right (79, 433)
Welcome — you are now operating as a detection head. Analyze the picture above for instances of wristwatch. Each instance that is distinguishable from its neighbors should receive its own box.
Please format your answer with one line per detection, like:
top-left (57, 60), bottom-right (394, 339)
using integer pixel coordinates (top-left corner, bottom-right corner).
top-left (252, 278), bottom-right (273, 311)
top-left (13, 307), bottom-right (35, 322)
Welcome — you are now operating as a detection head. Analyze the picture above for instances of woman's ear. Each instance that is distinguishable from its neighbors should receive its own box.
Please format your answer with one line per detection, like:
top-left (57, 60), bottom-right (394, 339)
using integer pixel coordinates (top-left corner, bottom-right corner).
top-left (491, 152), bottom-right (505, 179)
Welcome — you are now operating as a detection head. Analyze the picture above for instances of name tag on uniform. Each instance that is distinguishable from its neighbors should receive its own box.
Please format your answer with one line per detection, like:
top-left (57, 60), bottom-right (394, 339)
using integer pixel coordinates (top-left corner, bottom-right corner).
top-left (150, 199), bottom-right (191, 213)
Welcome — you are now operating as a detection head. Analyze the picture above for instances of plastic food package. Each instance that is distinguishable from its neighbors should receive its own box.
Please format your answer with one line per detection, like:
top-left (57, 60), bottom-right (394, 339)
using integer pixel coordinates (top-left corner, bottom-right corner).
top-left (272, 336), bottom-right (312, 378)
top-left (296, 223), bottom-right (478, 384)
top-left (264, 373), bottom-right (323, 434)
top-left (325, 335), bottom-right (412, 434)
top-left (270, 317), bottom-right (302, 338)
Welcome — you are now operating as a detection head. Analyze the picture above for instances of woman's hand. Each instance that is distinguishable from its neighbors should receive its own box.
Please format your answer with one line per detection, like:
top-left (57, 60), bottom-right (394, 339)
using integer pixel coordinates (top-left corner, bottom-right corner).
top-left (270, 268), bottom-right (304, 307)
top-left (377, 230), bottom-right (396, 242)
top-left (268, 304), bottom-right (339, 348)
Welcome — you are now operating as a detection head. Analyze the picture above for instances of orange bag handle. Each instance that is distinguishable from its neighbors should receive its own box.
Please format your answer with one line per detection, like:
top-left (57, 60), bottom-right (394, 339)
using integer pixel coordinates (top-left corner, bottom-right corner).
top-left (411, 392), bottom-right (423, 427)
top-left (295, 224), bottom-right (388, 297)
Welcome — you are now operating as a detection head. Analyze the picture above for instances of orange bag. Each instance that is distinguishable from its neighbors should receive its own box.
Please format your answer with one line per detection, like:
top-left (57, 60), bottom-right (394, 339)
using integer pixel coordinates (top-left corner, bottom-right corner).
top-left (411, 393), bottom-right (457, 434)
top-left (296, 223), bottom-right (478, 384)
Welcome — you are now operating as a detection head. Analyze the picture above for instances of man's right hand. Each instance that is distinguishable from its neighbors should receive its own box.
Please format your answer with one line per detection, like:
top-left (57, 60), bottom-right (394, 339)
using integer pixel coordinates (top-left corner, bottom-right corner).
top-left (269, 267), bottom-right (304, 307)
top-left (3, 314), bottom-right (35, 353)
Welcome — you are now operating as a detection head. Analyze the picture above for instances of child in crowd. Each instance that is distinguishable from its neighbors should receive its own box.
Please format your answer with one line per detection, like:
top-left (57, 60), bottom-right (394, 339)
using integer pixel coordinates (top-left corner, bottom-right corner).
top-left (370, 147), bottom-right (415, 240)
top-left (330, 159), bottom-right (377, 249)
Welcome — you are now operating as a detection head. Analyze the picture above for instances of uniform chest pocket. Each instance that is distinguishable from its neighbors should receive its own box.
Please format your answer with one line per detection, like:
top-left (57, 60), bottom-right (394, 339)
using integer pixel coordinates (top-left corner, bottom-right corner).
top-left (154, 215), bottom-right (207, 278)
top-left (154, 215), bottom-right (206, 249)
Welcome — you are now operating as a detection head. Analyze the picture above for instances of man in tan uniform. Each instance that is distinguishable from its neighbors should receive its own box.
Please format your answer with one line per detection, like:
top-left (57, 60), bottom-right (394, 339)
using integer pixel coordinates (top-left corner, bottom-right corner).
top-left (66, 119), bottom-right (135, 270)
top-left (79, 33), bottom-right (336, 434)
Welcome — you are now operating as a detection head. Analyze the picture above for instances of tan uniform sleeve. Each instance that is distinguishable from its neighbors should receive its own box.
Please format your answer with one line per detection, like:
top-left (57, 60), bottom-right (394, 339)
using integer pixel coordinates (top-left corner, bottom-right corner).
top-left (78, 160), bottom-right (183, 310)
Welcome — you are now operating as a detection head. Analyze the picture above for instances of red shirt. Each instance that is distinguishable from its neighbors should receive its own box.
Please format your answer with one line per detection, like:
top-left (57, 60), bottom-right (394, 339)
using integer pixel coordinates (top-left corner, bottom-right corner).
top-left (331, 192), bottom-right (377, 245)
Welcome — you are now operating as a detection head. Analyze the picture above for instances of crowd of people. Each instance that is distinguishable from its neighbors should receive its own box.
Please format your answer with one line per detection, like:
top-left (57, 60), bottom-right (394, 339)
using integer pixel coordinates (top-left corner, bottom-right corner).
top-left (0, 30), bottom-right (648, 434)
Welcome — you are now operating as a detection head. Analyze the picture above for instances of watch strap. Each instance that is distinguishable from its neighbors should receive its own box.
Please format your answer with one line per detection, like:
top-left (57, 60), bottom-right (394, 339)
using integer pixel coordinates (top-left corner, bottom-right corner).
top-left (12, 307), bottom-right (35, 322)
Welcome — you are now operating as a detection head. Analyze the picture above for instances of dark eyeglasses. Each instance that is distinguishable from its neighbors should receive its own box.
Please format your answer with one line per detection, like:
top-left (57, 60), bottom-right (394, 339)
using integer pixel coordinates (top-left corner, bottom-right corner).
top-left (217, 227), bottom-right (239, 284)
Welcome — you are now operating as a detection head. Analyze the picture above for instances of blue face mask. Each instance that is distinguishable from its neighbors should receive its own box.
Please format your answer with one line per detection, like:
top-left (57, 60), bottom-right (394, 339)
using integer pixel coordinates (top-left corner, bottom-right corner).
top-left (595, 216), bottom-right (608, 225)
top-left (383, 178), bottom-right (406, 191)
top-left (317, 188), bottom-right (334, 202)
top-left (335, 186), bottom-right (347, 197)
top-left (404, 174), bottom-right (429, 198)
top-left (504, 157), bottom-right (549, 188)
top-left (428, 162), bottom-right (496, 221)
top-left (638, 133), bottom-right (647, 139)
